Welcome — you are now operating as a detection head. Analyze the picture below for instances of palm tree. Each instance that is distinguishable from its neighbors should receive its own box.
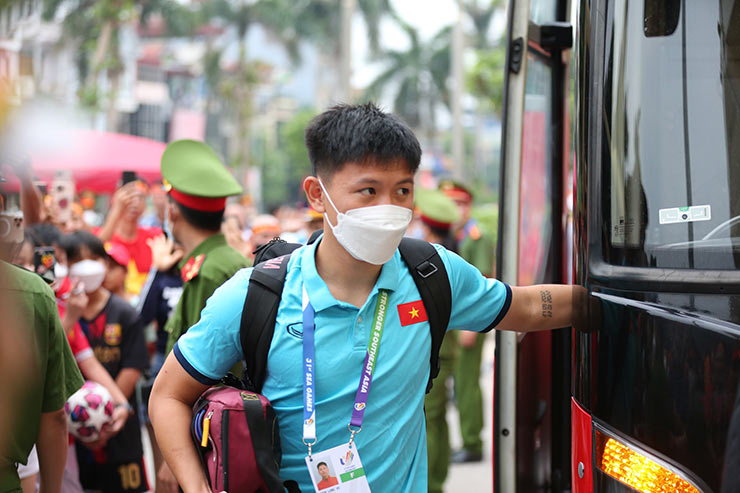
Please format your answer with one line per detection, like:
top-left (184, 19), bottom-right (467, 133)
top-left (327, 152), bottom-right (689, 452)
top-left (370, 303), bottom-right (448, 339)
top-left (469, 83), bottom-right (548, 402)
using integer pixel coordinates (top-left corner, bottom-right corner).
top-left (365, 22), bottom-right (451, 140)
top-left (197, 0), bottom-right (263, 168)
top-left (362, 0), bottom-right (504, 138)
top-left (43, 0), bottom-right (128, 129)
top-left (461, 0), bottom-right (505, 49)
top-left (43, 0), bottom-right (195, 130)
top-left (463, 0), bottom-right (506, 115)
top-left (249, 0), bottom-right (394, 105)
top-left (196, 0), bottom-right (395, 166)
top-left (254, 0), bottom-right (391, 57)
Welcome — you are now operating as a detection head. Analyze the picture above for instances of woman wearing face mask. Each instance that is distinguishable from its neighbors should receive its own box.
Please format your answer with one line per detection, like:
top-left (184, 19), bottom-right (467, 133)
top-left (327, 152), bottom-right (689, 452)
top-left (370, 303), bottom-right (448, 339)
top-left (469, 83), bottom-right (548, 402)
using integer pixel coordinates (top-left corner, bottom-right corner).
top-left (59, 230), bottom-right (150, 493)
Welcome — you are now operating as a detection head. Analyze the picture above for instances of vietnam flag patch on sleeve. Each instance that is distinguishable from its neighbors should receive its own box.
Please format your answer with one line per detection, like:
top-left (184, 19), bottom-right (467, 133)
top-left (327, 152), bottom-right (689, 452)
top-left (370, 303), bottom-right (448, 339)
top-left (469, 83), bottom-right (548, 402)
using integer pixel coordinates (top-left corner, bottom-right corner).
top-left (398, 300), bottom-right (428, 326)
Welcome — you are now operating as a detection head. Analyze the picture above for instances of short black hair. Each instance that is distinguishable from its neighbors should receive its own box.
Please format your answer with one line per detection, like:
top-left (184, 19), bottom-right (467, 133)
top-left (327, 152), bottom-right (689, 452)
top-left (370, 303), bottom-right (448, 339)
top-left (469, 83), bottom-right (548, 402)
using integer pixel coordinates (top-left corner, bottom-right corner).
top-left (173, 199), bottom-right (224, 232)
top-left (27, 223), bottom-right (62, 247)
top-left (22, 231), bottom-right (35, 248)
top-left (304, 102), bottom-right (421, 179)
top-left (60, 230), bottom-right (106, 263)
top-left (317, 462), bottom-right (328, 469)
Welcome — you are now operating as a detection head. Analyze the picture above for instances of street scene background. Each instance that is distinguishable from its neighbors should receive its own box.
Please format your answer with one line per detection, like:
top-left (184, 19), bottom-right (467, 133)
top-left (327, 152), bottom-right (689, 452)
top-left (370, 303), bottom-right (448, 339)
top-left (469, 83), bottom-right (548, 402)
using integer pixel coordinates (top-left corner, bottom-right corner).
top-left (0, 0), bottom-right (507, 491)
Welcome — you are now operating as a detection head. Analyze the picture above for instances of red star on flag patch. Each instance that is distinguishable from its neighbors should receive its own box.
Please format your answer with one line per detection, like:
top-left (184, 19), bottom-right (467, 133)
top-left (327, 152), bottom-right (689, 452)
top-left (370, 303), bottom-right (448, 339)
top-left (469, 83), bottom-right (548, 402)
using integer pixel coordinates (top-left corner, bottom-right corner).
top-left (398, 300), bottom-right (428, 326)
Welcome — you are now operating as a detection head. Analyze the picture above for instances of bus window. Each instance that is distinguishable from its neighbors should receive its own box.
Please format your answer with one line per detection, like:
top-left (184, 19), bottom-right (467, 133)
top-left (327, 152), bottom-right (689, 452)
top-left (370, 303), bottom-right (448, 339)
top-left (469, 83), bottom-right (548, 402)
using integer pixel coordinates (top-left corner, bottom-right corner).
top-left (603, 0), bottom-right (740, 270)
top-left (530, 0), bottom-right (558, 24)
top-left (643, 0), bottom-right (680, 37)
top-left (519, 54), bottom-right (553, 285)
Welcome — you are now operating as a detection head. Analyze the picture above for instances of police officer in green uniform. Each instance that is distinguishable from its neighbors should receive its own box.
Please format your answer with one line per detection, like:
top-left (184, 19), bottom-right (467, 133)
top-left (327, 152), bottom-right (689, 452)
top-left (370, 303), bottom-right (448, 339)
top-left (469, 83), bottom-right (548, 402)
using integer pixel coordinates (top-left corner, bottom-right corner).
top-left (440, 179), bottom-right (495, 464)
top-left (0, 263), bottom-right (85, 492)
top-left (415, 188), bottom-right (461, 493)
top-left (160, 139), bottom-right (251, 354)
top-left (155, 139), bottom-right (251, 490)
top-left (0, 171), bottom-right (84, 492)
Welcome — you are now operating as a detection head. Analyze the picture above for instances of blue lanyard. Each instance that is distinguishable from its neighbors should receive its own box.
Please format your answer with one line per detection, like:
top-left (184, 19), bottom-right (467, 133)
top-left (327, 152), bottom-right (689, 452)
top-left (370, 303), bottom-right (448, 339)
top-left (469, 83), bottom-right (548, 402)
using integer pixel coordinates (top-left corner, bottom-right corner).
top-left (301, 287), bottom-right (390, 457)
top-left (302, 289), bottom-right (317, 454)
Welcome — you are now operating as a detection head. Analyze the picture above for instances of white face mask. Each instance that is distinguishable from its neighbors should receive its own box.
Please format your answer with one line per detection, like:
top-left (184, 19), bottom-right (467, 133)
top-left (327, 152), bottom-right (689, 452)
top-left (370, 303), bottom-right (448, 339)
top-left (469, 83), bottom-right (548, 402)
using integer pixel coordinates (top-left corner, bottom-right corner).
top-left (69, 259), bottom-right (106, 293)
top-left (54, 262), bottom-right (68, 279)
top-left (319, 179), bottom-right (412, 265)
top-left (163, 205), bottom-right (175, 240)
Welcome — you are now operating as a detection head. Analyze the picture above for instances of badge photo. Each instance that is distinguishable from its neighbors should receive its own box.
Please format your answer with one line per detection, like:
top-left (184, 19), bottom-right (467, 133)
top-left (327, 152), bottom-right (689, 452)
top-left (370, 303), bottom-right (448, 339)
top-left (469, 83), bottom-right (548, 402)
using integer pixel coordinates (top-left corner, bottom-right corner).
top-left (305, 442), bottom-right (370, 493)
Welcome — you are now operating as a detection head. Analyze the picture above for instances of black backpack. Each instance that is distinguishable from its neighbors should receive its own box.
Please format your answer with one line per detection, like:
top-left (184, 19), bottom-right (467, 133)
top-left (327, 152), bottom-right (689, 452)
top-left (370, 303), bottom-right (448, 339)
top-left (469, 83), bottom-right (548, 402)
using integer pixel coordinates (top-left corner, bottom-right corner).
top-left (239, 233), bottom-right (452, 394)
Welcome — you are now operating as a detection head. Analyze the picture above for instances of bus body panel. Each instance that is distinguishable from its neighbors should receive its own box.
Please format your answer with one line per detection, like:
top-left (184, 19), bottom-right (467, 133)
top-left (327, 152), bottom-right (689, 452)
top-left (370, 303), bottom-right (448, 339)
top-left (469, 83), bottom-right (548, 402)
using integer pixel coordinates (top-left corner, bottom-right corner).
top-left (575, 290), bottom-right (740, 491)
top-left (499, 0), bottom-right (740, 490)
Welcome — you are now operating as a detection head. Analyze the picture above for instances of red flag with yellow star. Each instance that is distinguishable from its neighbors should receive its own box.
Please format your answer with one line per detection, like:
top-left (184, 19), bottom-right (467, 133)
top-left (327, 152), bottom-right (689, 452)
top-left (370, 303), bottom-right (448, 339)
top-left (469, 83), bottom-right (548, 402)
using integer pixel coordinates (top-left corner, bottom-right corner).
top-left (398, 300), bottom-right (428, 326)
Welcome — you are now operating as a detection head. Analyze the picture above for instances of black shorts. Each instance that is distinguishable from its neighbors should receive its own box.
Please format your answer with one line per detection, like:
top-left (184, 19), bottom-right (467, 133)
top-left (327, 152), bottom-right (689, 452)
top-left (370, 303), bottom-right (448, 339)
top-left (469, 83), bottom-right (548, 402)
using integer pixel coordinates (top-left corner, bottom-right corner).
top-left (78, 457), bottom-right (149, 493)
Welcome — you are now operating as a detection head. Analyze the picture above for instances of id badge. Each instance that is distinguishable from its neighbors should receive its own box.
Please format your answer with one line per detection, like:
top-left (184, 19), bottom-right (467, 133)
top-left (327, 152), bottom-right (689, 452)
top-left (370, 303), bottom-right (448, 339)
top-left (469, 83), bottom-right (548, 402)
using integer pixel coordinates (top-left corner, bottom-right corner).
top-left (304, 442), bottom-right (371, 492)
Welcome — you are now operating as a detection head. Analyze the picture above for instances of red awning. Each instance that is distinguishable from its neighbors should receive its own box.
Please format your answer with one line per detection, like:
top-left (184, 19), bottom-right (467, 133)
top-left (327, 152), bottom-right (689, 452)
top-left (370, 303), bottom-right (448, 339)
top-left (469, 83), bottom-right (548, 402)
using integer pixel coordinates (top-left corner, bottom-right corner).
top-left (27, 129), bottom-right (166, 194)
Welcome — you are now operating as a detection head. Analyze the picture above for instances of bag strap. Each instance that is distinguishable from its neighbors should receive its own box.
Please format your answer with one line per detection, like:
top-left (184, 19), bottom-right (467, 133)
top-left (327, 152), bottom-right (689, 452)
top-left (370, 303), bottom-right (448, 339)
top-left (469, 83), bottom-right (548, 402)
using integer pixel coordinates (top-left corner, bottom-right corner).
top-left (240, 254), bottom-right (291, 393)
top-left (240, 393), bottom-right (285, 493)
top-left (398, 238), bottom-right (452, 393)
top-left (240, 234), bottom-right (321, 392)
top-left (241, 237), bottom-right (452, 395)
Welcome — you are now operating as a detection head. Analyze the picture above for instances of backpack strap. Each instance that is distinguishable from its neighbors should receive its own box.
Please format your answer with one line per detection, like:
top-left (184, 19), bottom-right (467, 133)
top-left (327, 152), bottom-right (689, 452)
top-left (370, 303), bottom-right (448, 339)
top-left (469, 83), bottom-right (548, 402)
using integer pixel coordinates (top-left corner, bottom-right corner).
top-left (240, 254), bottom-right (291, 393)
top-left (240, 393), bottom-right (285, 493)
top-left (398, 238), bottom-right (452, 393)
top-left (240, 234), bottom-right (322, 392)
top-left (241, 236), bottom-right (453, 395)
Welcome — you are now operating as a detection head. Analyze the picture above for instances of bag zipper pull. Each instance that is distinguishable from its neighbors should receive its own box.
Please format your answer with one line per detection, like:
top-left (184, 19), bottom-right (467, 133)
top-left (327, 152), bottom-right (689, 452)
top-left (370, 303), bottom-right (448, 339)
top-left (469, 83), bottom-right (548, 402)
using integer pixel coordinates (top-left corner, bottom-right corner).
top-left (201, 410), bottom-right (213, 447)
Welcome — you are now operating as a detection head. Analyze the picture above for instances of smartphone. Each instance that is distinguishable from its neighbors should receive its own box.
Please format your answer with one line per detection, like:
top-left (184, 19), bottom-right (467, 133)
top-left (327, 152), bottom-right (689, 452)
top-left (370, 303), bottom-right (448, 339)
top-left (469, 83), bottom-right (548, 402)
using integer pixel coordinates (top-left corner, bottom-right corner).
top-left (51, 174), bottom-right (75, 224)
top-left (33, 246), bottom-right (56, 282)
top-left (122, 170), bottom-right (137, 186)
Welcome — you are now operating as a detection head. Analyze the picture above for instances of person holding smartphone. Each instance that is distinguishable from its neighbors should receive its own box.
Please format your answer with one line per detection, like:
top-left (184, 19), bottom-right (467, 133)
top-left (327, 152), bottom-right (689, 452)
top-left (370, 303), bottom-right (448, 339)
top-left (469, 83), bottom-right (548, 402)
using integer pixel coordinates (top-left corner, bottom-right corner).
top-left (96, 173), bottom-right (162, 297)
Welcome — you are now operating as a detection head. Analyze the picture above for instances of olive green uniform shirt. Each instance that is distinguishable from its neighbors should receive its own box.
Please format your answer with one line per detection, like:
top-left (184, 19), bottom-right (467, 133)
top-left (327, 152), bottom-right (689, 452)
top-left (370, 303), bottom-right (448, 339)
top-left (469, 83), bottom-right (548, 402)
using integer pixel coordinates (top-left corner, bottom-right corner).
top-left (0, 263), bottom-right (84, 492)
top-left (459, 230), bottom-right (494, 277)
top-left (165, 234), bottom-right (249, 354)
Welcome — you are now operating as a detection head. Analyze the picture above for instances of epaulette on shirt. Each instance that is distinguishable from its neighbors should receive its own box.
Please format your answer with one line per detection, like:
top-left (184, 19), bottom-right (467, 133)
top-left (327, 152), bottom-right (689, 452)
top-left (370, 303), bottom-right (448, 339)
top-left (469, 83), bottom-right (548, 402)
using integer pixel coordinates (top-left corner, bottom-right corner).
top-left (459, 219), bottom-right (482, 242)
top-left (181, 253), bottom-right (206, 282)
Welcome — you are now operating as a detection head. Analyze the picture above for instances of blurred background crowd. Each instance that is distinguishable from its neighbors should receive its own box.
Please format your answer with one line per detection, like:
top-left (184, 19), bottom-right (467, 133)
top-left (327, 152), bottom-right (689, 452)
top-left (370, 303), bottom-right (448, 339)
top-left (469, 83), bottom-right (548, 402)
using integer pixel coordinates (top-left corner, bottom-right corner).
top-left (0, 0), bottom-right (507, 492)
top-left (0, 0), bottom-right (506, 210)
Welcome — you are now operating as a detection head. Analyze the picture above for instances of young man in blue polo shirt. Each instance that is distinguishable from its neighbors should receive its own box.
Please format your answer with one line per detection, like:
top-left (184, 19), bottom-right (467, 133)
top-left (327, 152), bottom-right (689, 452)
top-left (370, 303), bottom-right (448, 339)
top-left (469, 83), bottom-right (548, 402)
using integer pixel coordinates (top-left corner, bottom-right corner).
top-left (149, 103), bottom-right (574, 492)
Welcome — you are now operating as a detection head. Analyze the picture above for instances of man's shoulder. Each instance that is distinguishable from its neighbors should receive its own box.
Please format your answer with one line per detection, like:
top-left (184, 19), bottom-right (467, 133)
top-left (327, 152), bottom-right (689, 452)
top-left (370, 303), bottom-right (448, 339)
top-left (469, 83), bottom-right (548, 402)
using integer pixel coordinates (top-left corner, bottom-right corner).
top-left (184, 262), bottom-right (251, 306)
top-left (1, 262), bottom-right (53, 298)
top-left (200, 244), bottom-right (250, 277)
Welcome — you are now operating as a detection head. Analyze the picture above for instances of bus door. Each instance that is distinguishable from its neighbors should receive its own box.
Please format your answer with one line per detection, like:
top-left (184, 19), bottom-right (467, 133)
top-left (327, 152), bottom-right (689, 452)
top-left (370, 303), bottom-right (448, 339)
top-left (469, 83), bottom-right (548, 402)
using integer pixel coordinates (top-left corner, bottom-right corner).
top-left (495, 0), bottom-right (573, 491)
top-left (570, 1), bottom-right (740, 492)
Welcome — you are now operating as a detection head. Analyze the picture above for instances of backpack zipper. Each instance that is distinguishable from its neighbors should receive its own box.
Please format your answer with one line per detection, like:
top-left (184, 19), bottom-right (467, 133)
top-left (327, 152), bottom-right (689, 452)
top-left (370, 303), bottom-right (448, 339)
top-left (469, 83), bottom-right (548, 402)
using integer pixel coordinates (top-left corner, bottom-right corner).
top-left (201, 410), bottom-right (213, 447)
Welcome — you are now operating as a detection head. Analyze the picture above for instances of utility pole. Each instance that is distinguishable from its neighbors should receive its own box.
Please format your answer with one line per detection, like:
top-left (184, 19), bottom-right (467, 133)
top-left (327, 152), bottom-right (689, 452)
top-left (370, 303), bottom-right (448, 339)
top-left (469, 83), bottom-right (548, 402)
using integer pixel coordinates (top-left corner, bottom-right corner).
top-left (451, 0), bottom-right (465, 180)
top-left (339, 0), bottom-right (356, 103)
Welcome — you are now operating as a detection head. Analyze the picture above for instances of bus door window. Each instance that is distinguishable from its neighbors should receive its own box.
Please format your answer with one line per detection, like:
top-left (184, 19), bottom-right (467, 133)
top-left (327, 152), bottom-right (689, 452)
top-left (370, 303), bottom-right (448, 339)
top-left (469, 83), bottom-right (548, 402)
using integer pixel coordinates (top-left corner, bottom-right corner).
top-left (603, 0), bottom-right (740, 270)
top-left (519, 55), bottom-right (554, 286)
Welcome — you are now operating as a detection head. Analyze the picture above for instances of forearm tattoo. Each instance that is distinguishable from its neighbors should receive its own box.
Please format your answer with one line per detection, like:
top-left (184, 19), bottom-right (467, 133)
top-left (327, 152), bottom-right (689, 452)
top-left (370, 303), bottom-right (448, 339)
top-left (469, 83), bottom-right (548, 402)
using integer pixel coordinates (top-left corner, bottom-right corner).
top-left (540, 290), bottom-right (553, 318)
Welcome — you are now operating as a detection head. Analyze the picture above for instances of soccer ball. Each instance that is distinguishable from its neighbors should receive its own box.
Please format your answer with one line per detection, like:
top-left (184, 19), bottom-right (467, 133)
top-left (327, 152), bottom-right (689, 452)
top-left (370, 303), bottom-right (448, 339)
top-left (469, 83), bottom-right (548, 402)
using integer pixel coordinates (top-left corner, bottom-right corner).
top-left (64, 381), bottom-right (114, 442)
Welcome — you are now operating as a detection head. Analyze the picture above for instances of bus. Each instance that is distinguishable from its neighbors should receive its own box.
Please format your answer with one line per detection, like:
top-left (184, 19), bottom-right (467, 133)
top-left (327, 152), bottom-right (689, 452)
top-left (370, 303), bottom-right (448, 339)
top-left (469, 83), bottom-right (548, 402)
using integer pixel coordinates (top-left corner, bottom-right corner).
top-left (495, 0), bottom-right (740, 491)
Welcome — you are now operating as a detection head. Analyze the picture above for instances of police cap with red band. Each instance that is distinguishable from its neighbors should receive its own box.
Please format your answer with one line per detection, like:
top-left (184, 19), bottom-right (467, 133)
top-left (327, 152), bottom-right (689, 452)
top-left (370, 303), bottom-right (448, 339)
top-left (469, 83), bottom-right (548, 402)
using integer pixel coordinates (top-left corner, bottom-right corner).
top-left (161, 139), bottom-right (243, 212)
top-left (415, 187), bottom-right (461, 231)
top-left (439, 178), bottom-right (474, 203)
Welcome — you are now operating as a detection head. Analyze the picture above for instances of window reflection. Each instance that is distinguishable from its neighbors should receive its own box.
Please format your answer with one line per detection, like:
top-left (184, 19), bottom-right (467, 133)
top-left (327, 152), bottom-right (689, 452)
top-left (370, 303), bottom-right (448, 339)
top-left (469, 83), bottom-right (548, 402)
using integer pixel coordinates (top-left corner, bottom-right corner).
top-left (519, 55), bottom-right (553, 285)
top-left (604, 0), bottom-right (740, 269)
top-left (529, 0), bottom-right (558, 24)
